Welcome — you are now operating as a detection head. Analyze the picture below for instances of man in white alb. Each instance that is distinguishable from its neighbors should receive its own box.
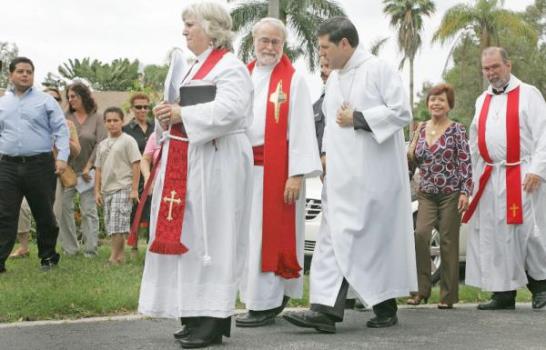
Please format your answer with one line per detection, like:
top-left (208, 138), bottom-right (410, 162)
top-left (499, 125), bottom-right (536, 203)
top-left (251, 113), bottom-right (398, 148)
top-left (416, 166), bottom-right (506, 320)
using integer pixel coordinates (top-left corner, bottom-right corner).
top-left (237, 17), bottom-right (322, 328)
top-left (463, 47), bottom-right (546, 310)
top-left (284, 17), bottom-right (417, 332)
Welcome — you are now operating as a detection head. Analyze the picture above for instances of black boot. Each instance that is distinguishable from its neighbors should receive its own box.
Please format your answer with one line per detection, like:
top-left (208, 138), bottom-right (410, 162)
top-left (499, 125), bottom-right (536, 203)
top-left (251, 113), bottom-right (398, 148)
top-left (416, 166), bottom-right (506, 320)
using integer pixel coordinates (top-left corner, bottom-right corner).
top-left (283, 310), bottom-right (336, 333)
top-left (527, 275), bottom-right (546, 310)
top-left (367, 298), bottom-right (398, 328)
top-left (174, 317), bottom-right (201, 340)
top-left (236, 296), bottom-right (289, 327)
top-left (177, 317), bottom-right (230, 349)
top-left (477, 291), bottom-right (516, 310)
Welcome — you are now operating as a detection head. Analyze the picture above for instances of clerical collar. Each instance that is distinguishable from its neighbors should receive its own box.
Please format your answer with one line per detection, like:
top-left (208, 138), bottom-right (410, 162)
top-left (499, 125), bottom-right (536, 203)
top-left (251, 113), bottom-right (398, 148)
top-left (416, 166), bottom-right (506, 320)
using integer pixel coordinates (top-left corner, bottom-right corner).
top-left (492, 83), bottom-right (509, 95)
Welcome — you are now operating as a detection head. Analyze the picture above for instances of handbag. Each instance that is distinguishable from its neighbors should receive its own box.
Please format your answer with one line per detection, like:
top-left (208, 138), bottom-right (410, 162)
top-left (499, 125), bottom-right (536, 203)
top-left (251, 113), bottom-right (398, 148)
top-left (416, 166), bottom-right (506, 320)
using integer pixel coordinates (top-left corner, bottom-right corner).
top-left (52, 148), bottom-right (77, 188)
top-left (407, 122), bottom-right (425, 174)
top-left (59, 165), bottom-right (77, 188)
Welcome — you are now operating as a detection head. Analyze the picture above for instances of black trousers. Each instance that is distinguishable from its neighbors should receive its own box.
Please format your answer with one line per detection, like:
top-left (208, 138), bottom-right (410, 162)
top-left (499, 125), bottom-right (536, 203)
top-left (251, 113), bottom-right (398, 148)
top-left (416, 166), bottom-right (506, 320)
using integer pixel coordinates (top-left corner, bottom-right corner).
top-left (311, 279), bottom-right (398, 321)
top-left (0, 154), bottom-right (58, 268)
top-left (495, 274), bottom-right (546, 299)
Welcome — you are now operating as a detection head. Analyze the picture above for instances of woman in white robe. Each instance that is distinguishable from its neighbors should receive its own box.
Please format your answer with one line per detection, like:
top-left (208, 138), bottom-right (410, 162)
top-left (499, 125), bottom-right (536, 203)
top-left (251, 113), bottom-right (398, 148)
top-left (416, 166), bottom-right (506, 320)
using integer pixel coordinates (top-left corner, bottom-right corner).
top-left (137, 3), bottom-right (253, 348)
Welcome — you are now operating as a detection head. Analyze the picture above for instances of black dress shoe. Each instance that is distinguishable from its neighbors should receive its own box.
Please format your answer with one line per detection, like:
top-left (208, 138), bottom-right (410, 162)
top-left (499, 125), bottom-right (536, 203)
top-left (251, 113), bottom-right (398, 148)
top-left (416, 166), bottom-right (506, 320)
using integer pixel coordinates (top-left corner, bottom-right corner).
top-left (366, 315), bottom-right (398, 328)
top-left (173, 325), bottom-right (191, 340)
top-left (177, 334), bottom-right (222, 349)
top-left (236, 310), bottom-right (276, 327)
top-left (532, 291), bottom-right (546, 309)
top-left (283, 310), bottom-right (336, 333)
top-left (477, 298), bottom-right (515, 310)
top-left (40, 253), bottom-right (60, 272)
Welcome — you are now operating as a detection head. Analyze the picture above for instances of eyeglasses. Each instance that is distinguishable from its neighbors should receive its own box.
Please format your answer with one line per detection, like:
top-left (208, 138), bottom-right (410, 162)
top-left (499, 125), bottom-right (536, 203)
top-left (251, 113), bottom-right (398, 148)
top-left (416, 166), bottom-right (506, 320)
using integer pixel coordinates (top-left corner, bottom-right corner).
top-left (133, 105), bottom-right (149, 110)
top-left (257, 37), bottom-right (283, 48)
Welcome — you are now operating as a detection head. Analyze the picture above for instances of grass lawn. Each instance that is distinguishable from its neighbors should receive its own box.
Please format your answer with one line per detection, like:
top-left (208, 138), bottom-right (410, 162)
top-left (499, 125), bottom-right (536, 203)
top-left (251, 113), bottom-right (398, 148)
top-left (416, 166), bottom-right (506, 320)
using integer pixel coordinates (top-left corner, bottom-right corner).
top-left (0, 242), bottom-right (532, 323)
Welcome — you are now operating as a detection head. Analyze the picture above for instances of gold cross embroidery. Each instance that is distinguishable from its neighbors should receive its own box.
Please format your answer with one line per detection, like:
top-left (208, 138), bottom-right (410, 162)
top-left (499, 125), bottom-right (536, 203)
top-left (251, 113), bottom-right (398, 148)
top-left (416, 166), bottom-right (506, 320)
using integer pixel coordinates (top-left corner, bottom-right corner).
top-left (163, 190), bottom-right (181, 221)
top-left (269, 80), bottom-right (287, 124)
top-left (509, 203), bottom-right (520, 218)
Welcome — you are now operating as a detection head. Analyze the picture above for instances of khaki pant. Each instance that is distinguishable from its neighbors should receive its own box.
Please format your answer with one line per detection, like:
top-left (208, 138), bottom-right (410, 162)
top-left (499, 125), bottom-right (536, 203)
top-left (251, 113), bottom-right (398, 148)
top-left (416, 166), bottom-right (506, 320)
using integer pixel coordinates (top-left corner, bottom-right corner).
top-left (414, 191), bottom-right (461, 304)
top-left (17, 198), bottom-right (32, 233)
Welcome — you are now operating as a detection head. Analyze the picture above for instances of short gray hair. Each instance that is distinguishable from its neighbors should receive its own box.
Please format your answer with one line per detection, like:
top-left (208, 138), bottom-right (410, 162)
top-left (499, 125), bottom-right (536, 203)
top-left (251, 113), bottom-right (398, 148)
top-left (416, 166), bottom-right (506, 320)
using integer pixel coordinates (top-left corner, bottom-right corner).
top-left (182, 2), bottom-right (234, 50)
top-left (252, 17), bottom-right (287, 42)
top-left (482, 47), bottom-right (510, 64)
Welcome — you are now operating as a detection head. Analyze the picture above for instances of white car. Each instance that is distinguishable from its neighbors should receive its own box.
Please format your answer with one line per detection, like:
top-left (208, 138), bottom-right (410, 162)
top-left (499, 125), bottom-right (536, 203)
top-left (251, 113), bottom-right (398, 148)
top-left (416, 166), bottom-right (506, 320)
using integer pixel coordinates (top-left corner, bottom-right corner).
top-left (304, 176), bottom-right (468, 283)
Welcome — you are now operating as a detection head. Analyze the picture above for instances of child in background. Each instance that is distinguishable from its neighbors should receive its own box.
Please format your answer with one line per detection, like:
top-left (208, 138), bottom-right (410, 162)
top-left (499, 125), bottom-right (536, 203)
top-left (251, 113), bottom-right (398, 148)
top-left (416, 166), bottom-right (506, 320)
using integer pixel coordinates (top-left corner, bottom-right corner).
top-left (94, 107), bottom-right (141, 264)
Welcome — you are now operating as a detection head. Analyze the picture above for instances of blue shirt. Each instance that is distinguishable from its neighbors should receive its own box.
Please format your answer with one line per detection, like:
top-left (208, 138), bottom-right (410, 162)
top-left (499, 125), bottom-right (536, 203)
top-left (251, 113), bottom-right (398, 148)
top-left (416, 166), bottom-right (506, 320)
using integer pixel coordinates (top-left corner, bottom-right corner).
top-left (0, 87), bottom-right (69, 161)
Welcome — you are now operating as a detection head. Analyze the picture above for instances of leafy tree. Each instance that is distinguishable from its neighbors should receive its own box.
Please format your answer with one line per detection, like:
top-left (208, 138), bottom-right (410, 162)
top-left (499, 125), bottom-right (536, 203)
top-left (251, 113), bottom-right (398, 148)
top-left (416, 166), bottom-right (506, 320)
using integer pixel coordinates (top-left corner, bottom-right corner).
top-left (141, 64), bottom-right (169, 92)
top-left (370, 37), bottom-right (389, 56)
top-left (432, 0), bottom-right (537, 88)
top-left (383, 0), bottom-right (436, 114)
top-left (55, 57), bottom-right (140, 91)
top-left (229, 0), bottom-right (345, 71)
top-left (0, 42), bottom-right (19, 88)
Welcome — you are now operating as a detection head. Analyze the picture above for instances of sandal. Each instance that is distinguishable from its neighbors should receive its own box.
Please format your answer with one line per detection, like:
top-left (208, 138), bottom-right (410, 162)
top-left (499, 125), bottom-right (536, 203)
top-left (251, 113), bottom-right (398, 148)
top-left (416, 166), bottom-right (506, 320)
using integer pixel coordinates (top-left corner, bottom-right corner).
top-left (9, 250), bottom-right (30, 258)
top-left (407, 295), bottom-right (428, 305)
top-left (437, 303), bottom-right (453, 309)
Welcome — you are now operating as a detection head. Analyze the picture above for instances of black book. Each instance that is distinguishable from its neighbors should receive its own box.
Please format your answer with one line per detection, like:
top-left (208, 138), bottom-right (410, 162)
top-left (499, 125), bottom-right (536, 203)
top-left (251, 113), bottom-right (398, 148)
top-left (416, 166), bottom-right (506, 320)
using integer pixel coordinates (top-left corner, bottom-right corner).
top-left (179, 81), bottom-right (216, 107)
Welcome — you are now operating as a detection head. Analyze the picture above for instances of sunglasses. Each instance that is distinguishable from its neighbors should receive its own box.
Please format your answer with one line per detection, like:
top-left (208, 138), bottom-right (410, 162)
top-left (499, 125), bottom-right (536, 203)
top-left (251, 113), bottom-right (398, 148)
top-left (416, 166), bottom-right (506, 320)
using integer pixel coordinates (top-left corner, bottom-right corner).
top-left (133, 105), bottom-right (149, 110)
top-left (54, 97), bottom-right (62, 102)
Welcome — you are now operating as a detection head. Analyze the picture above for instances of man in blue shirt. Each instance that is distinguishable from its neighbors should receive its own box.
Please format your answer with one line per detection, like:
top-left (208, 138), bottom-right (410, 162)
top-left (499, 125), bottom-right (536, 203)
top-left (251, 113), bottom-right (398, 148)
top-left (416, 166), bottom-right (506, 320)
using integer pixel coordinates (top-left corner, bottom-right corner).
top-left (0, 57), bottom-right (69, 273)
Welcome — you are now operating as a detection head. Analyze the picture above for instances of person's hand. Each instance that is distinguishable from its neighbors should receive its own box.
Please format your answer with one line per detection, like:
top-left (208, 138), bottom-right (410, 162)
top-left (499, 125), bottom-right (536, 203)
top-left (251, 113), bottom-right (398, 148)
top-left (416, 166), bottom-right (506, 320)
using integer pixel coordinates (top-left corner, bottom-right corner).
top-left (458, 194), bottom-right (469, 213)
top-left (284, 175), bottom-right (303, 204)
top-left (130, 189), bottom-right (140, 204)
top-left (523, 173), bottom-right (542, 193)
top-left (320, 154), bottom-right (326, 183)
top-left (55, 160), bottom-right (67, 175)
top-left (95, 192), bottom-right (103, 207)
top-left (153, 102), bottom-right (182, 129)
top-left (82, 167), bottom-right (92, 182)
top-left (336, 103), bottom-right (354, 127)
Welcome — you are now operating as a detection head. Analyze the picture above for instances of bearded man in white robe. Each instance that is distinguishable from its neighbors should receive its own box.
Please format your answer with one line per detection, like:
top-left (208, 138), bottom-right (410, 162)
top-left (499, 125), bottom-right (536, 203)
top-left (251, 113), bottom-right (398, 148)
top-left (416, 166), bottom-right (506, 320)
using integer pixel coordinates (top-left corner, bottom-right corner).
top-left (236, 17), bottom-right (322, 328)
top-left (284, 17), bottom-right (417, 332)
top-left (463, 47), bottom-right (546, 310)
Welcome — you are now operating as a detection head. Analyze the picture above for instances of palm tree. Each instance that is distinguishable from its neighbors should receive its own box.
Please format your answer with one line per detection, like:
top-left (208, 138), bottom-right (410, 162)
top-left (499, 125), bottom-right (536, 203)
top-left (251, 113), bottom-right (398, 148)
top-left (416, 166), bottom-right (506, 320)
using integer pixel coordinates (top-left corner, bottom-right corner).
top-left (229, 0), bottom-right (345, 71)
top-left (370, 37), bottom-right (389, 56)
top-left (383, 0), bottom-right (436, 135)
top-left (432, 0), bottom-right (537, 86)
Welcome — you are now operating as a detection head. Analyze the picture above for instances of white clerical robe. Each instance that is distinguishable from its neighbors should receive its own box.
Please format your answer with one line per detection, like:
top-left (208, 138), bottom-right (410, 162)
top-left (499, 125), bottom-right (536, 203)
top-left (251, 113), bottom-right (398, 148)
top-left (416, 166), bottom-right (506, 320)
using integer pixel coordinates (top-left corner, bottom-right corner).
top-left (138, 48), bottom-right (254, 318)
top-left (311, 48), bottom-right (417, 307)
top-left (239, 65), bottom-right (322, 310)
top-left (465, 75), bottom-right (546, 291)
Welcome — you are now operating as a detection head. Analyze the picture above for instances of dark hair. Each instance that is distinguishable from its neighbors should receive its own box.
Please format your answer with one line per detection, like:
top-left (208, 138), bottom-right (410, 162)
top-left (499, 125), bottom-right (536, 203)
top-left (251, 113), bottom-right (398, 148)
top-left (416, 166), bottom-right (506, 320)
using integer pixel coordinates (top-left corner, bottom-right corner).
top-left (66, 82), bottom-right (97, 114)
top-left (129, 92), bottom-right (150, 106)
top-left (103, 107), bottom-right (124, 121)
top-left (44, 87), bottom-right (62, 100)
top-left (317, 17), bottom-right (359, 48)
top-left (426, 83), bottom-right (455, 109)
top-left (9, 57), bottom-right (35, 73)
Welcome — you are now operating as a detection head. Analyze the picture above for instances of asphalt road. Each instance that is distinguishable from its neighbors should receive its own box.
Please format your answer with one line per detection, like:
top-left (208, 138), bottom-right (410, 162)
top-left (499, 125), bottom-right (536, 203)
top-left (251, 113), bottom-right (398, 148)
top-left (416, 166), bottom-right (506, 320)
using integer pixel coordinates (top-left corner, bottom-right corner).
top-left (0, 305), bottom-right (544, 350)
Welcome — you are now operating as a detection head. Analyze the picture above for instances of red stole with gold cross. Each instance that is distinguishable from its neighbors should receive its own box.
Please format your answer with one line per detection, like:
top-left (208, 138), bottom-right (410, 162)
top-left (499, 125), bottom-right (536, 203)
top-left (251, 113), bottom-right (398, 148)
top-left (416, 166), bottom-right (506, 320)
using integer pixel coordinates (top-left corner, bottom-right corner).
top-left (462, 87), bottom-right (523, 224)
top-left (145, 48), bottom-right (228, 254)
top-left (248, 55), bottom-right (301, 279)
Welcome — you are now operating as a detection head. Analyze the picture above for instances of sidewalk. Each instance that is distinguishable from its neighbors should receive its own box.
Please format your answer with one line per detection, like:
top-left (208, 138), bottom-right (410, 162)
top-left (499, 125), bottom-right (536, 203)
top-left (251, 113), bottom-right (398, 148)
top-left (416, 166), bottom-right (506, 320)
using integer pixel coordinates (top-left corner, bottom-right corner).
top-left (0, 304), bottom-right (544, 350)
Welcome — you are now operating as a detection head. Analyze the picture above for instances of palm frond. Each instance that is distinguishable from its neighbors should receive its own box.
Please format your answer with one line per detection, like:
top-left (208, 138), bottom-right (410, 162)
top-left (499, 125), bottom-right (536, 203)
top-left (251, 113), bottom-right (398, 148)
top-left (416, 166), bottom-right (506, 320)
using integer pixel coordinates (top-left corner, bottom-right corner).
top-left (432, 4), bottom-right (475, 45)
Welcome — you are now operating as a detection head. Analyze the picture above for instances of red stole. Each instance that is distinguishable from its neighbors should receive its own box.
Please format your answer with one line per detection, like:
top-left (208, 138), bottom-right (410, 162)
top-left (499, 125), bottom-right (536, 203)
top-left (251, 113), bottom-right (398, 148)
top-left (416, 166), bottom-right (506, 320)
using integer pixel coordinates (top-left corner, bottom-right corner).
top-left (248, 55), bottom-right (301, 279)
top-left (129, 49), bottom-right (228, 254)
top-left (462, 87), bottom-right (523, 224)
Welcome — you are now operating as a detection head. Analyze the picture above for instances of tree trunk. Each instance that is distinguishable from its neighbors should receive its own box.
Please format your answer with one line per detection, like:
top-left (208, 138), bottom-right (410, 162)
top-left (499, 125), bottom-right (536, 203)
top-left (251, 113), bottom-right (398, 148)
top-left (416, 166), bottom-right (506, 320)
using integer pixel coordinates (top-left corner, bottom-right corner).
top-left (268, 0), bottom-right (280, 18)
top-left (409, 56), bottom-right (415, 140)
